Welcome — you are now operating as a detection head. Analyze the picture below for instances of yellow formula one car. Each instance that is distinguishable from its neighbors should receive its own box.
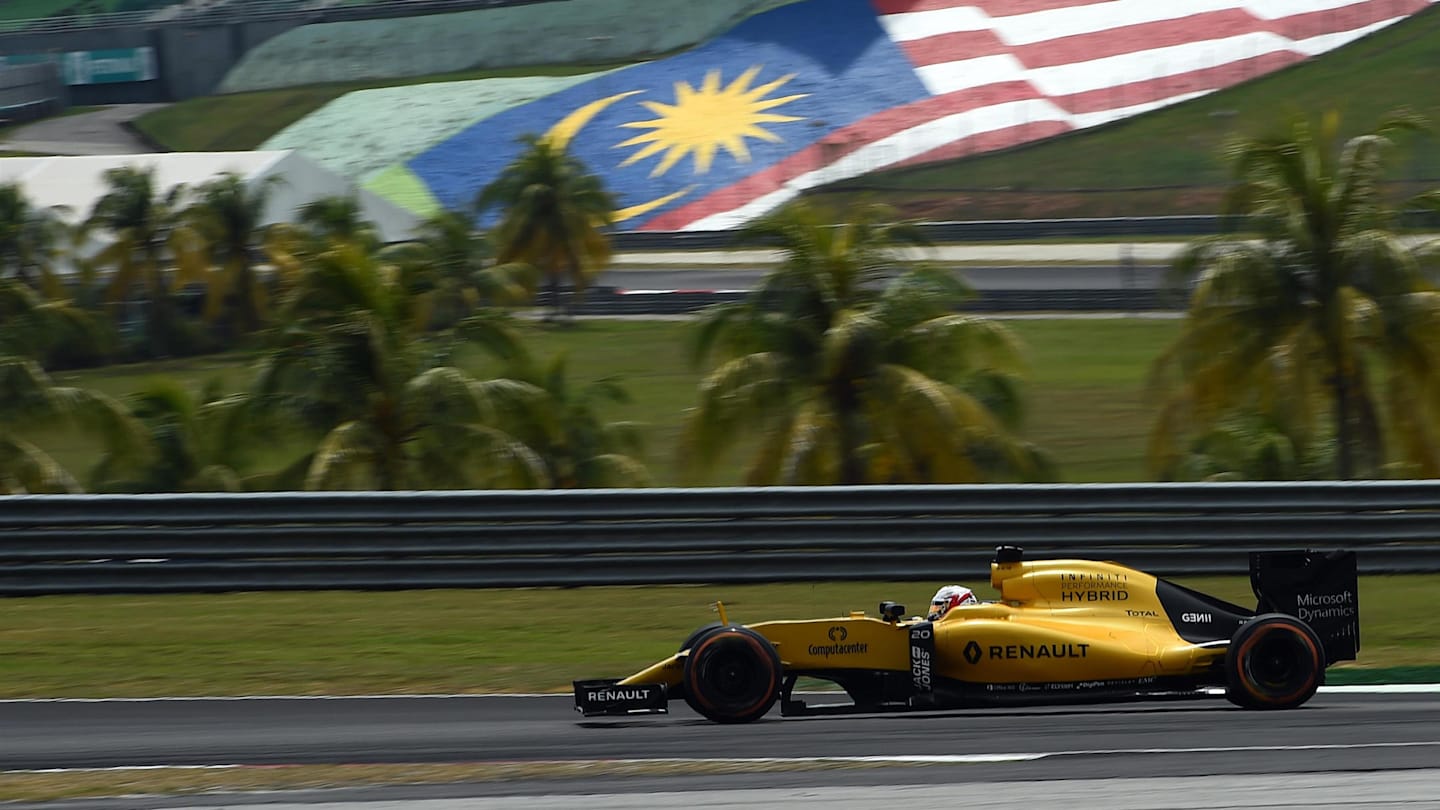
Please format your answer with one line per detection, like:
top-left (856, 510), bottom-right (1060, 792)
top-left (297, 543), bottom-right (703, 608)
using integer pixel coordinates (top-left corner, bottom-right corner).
top-left (574, 546), bottom-right (1359, 723)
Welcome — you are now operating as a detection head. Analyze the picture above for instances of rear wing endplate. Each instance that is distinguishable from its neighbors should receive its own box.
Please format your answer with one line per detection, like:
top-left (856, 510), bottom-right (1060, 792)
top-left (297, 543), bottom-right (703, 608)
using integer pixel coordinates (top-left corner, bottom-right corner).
top-left (1249, 550), bottom-right (1359, 664)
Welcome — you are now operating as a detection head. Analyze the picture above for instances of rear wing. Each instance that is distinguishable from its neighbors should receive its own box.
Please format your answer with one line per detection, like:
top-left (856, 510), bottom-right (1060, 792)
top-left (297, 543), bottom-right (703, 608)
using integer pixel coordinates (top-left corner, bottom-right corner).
top-left (1250, 550), bottom-right (1359, 664)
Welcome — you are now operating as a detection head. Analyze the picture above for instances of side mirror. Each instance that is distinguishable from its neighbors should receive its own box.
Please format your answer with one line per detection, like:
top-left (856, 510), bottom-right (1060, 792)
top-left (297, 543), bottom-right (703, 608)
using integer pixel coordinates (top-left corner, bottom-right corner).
top-left (879, 601), bottom-right (906, 622)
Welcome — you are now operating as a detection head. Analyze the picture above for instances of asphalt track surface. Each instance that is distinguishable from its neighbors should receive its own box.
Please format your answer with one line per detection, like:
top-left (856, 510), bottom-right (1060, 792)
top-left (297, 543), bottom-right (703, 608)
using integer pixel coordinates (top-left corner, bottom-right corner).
top-left (4, 691), bottom-right (1438, 779)
top-left (601, 264), bottom-right (1165, 293)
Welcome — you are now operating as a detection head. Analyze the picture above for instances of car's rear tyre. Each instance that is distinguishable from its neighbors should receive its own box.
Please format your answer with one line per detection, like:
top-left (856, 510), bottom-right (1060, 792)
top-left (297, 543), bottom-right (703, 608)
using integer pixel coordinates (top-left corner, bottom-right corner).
top-left (1224, 613), bottom-right (1323, 710)
top-left (682, 626), bottom-right (781, 723)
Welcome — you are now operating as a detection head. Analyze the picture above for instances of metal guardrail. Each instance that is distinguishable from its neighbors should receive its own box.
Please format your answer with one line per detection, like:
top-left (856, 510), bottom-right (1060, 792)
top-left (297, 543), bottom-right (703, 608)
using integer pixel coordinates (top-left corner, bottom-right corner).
top-left (0, 0), bottom-right (555, 35)
top-left (2, 482), bottom-right (1438, 595)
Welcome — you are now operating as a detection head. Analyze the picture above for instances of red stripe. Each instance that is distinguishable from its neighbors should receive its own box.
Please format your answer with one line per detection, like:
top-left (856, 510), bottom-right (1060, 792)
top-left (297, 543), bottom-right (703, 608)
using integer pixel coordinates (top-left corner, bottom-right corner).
top-left (1270, 0), bottom-right (1427, 41)
top-left (898, 29), bottom-right (1010, 67)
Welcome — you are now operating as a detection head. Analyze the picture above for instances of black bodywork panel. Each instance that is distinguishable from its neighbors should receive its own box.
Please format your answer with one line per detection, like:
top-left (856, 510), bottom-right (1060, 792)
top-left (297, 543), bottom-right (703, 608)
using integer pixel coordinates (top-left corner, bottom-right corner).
top-left (1155, 579), bottom-right (1253, 643)
top-left (1251, 549), bottom-right (1360, 663)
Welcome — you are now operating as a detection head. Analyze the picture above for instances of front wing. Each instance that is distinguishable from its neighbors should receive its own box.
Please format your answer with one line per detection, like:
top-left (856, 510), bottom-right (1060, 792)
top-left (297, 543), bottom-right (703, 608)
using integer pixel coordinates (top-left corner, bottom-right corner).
top-left (573, 679), bottom-right (668, 716)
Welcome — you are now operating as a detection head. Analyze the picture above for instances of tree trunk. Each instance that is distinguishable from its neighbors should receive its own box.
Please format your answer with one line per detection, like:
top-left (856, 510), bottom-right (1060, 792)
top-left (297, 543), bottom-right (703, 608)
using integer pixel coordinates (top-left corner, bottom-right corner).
top-left (146, 248), bottom-right (176, 358)
top-left (834, 382), bottom-right (866, 485)
top-left (546, 273), bottom-right (562, 322)
top-left (1325, 333), bottom-right (1355, 480)
top-left (564, 254), bottom-right (581, 324)
top-left (236, 261), bottom-right (259, 335)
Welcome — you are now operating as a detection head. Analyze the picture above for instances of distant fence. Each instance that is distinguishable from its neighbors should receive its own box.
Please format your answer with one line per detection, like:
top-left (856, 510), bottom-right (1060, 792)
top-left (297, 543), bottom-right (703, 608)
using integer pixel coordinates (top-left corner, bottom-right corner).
top-left (0, 63), bottom-right (65, 124)
top-left (2, 482), bottom-right (1439, 596)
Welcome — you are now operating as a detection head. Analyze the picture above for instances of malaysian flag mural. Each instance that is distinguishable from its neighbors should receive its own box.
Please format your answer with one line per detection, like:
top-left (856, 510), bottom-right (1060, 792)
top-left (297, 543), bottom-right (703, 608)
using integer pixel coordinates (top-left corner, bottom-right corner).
top-left (402, 0), bottom-right (1436, 231)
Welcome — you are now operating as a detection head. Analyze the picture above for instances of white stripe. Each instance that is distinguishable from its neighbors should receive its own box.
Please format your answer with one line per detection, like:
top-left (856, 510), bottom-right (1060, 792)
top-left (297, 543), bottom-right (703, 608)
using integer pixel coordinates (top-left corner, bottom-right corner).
top-left (988, 0), bottom-right (1248, 47)
top-left (879, 6), bottom-right (993, 43)
top-left (1069, 90), bottom-right (1210, 128)
top-left (1322, 683), bottom-right (1440, 694)
top-left (1291, 16), bottom-right (1402, 55)
top-left (913, 54), bottom-right (1028, 97)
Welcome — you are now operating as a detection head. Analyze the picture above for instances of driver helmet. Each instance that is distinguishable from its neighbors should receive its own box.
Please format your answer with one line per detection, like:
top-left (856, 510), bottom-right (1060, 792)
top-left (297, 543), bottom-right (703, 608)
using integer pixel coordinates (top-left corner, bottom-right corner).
top-left (928, 585), bottom-right (977, 620)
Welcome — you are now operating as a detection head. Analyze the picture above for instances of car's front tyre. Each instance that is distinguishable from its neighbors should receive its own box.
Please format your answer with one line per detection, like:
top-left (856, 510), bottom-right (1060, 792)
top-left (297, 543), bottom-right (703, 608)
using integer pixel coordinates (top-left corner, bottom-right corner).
top-left (682, 626), bottom-right (781, 723)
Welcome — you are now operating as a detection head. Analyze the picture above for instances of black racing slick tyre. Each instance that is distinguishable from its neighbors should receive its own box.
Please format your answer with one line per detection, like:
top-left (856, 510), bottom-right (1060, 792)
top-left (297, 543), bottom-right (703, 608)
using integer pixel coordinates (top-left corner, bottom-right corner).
top-left (678, 622), bottom-right (723, 652)
top-left (682, 626), bottom-right (781, 724)
top-left (1224, 613), bottom-right (1324, 710)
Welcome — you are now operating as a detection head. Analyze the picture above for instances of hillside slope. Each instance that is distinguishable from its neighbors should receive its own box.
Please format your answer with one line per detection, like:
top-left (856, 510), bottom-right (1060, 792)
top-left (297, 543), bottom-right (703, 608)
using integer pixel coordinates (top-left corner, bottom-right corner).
top-left (814, 3), bottom-right (1440, 221)
top-left (219, 0), bottom-right (799, 93)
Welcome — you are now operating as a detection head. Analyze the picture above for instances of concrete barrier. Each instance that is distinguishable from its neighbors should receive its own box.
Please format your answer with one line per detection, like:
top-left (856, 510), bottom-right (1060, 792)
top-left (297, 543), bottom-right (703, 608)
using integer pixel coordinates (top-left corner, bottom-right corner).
top-left (0, 63), bottom-right (66, 124)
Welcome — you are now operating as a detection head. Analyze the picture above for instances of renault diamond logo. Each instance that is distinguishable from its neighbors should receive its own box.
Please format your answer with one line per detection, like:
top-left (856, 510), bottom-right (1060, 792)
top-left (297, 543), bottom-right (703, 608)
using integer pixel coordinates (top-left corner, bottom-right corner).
top-left (963, 640), bottom-right (982, 665)
top-left (828, 626), bottom-right (848, 642)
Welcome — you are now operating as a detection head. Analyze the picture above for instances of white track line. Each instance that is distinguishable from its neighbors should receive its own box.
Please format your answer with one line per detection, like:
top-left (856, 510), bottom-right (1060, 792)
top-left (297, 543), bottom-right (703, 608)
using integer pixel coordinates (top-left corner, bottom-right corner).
top-left (3, 684), bottom-right (1439, 703)
top-left (9, 741), bottom-right (1440, 775)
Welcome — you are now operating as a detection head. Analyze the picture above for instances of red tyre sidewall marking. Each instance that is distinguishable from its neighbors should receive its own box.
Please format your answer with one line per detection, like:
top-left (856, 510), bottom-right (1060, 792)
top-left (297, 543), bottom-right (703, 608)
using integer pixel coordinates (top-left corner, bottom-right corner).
top-left (1235, 624), bottom-right (1320, 706)
top-left (687, 631), bottom-right (778, 716)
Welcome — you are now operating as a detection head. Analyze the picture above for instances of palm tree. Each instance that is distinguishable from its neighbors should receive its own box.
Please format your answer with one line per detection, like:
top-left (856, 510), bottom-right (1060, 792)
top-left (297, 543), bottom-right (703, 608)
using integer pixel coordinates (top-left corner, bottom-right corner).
top-left (256, 246), bottom-right (549, 490)
top-left (484, 349), bottom-right (649, 488)
top-left (0, 356), bottom-right (150, 493)
top-left (297, 194), bottom-right (379, 251)
top-left (682, 200), bottom-right (1050, 485)
top-left (1163, 410), bottom-right (1334, 482)
top-left (0, 182), bottom-right (69, 296)
top-left (381, 209), bottom-right (538, 328)
top-left (476, 135), bottom-right (616, 321)
top-left (1151, 111), bottom-right (1440, 480)
top-left (84, 166), bottom-right (207, 358)
top-left (97, 378), bottom-right (252, 492)
top-left (186, 172), bottom-right (285, 338)
top-left (0, 280), bottom-right (112, 368)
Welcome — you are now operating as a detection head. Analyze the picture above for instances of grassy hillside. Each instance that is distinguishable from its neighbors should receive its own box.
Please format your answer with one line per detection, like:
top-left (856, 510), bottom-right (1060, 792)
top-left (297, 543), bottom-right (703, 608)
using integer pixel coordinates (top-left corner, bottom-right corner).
top-left (134, 62), bottom-right (633, 153)
top-left (133, 5), bottom-right (1440, 219)
top-left (813, 5), bottom-right (1440, 221)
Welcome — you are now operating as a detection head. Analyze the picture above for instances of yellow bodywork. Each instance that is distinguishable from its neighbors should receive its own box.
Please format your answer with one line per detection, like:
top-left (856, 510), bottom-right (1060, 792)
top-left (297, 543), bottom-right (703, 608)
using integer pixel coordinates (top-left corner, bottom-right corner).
top-left (621, 557), bottom-right (1227, 689)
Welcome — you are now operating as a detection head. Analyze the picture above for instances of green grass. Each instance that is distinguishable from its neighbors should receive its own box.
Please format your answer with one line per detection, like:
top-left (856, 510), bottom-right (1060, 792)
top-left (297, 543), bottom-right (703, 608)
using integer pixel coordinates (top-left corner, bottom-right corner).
top-left (133, 61), bottom-right (651, 153)
top-left (0, 575), bottom-right (1432, 698)
top-left (31, 317), bottom-right (1181, 487)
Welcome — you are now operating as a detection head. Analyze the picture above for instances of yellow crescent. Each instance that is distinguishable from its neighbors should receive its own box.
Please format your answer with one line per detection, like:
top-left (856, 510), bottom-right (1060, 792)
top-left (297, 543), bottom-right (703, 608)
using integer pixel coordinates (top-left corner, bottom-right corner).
top-left (614, 186), bottom-right (695, 223)
top-left (542, 90), bottom-right (694, 222)
top-left (543, 91), bottom-right (640, 150)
